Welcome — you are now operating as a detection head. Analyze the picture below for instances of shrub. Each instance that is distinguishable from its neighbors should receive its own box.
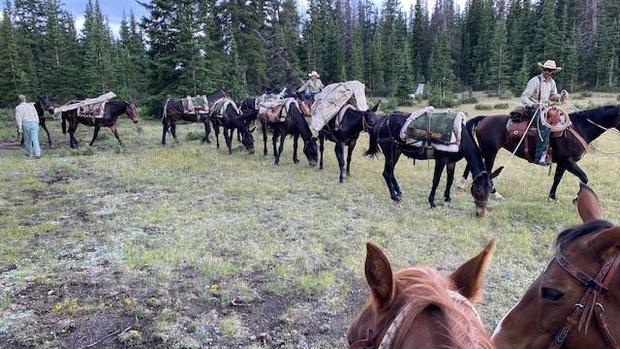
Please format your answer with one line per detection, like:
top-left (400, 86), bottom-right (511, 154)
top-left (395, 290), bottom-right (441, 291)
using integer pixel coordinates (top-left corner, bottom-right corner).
top-left (617, 94), bottom-right (620, 101)
top-left (428, 95), bottom-right (460, 108)
top-left (459, 96), bottom-right (478, 104)
top-left (474, 104), bottom-right (493, 110)
top-left (493, 103), bottom-right (510, 109)
top-left (381, 97), bottom-right (399, 112)
top-left (185, 131), bottom-right (204, 141)
top-left (581, 91), bottom-right (592, 98)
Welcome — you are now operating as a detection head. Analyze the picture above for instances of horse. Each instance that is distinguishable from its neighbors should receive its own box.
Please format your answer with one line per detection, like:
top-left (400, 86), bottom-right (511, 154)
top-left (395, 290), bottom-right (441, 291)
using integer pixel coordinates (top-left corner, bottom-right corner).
top-left (318, 103), bottom-right (380, 183)
top-left (492, 183), bottom-right (620, 349)
top-left (161, 89), bottom-right (227, 145)
top-left (365, 112), bottom-right (502, 216)
top-left (348, 239), bottom-right (495, 349)
top-left (61, 100), bottom-right (140, 148)
top-left (260, 99), bottom-right (318, 166)
top-left (23, 96), bottom-right (55, 147)
top-left (208, 98), bottom-right (255, 155)
top-left (459, 104), bottom-right (620, 201)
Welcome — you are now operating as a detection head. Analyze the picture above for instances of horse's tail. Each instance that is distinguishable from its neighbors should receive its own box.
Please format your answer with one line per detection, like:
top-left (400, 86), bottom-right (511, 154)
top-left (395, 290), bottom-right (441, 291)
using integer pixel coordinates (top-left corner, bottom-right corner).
top-left (365, 117), bottom-right (382, 158)
top-left (61, 113), bottom-right (67, 134)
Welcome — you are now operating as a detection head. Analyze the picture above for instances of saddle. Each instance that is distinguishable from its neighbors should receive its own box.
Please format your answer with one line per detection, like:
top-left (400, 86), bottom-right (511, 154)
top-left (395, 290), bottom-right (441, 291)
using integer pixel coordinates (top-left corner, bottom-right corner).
top-left (506, 106), bottom-right (567, 139)
top-left (182, 96), bottom-right (209, 115)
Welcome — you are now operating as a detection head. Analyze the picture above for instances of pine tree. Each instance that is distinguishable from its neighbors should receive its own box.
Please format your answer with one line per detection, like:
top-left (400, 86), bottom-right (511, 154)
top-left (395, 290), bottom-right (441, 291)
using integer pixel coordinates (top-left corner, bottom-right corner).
top-left (81, 0), bottom-right (117, 95)
top-left (0, 0), bottom-right (28, 105)
top-left (349, 25), bottom-right (364, 81)
top-left (429, 31), bottom-right (455, 105)
top-left (532, 0), bottom-right (561, 66)
top-left (489, 0), bottom-right (510, 96)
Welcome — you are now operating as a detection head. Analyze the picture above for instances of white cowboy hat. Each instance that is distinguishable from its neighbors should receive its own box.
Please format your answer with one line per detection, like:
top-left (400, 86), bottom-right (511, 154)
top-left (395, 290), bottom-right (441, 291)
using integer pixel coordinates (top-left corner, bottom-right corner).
top-left (538, 60), bottom-right (562, 71)
top-left (308, 71), bottom-right (320, 78)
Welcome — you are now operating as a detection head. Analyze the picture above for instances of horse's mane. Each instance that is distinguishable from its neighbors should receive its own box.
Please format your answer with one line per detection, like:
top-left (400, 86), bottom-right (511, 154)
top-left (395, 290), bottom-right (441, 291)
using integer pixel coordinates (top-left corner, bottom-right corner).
top-left (555, 219), bottom-right (614, 247)
top-left (569, 104), bottom-right (620, 120)
top-left (389, 267), bottom-right (493, 349)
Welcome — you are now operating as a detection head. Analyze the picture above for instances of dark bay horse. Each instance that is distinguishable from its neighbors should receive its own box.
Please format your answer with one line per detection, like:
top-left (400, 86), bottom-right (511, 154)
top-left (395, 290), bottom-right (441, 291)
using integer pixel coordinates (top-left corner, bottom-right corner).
top-left (493, 183), bottom-right (620, 349)
top-left (61, 100), bottom-right (139, 148)
top-left (261, 100), bottom-right (318, 166)
top-left (28, 96), bottom-right (56, 147)
top-left (349, 240), bottom-right (495, 349)
top-left (366, 112), bottom-right (501, 216)
top-left (318, 103), bottom-right (380, 183)
top-left (208, 98), bottom-right (255, 155)
top-left (161, 90), bottom-right (227, 145)
top-left (461, 104), bottom-right (620, 201)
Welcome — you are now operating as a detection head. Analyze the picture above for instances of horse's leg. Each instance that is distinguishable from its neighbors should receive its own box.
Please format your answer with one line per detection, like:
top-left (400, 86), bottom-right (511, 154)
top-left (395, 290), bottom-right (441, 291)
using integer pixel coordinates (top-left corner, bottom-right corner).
top-left (334, 141), bottom-right (346, 183)
top-left (457, 164), bottom-right (470, 191)
top-left (162, 119), bottom-right (169, 145)
top-left (563, 159), bottom-right (588, 189)
top-left (41, 119), bottom-right (52, 146)
top-left (293, 134), bottom-right (300, 164)
top-left (223, 127), bottom-right (232, 155)
top-left (276, 131), bottom-right (287, 165)
top-left (391, 151), bottom-right (403, 199)
top-left (429, 159), bottom-right (447, 208)
top-left (346, 138), bottom-right (358, 176)
top-left (319, 134), bottom-right (325, 170)
top-left (90, 126), bottom-right (101, 146)
top-left (381, 145), bottom-right (400, 201)
top-left (484, 151), bottom-right (504, 199)
top-left (69, 122), bottom-right (78, 148)
top-left (444, 162), bottom-right (456, 202)
top-left (111, 125), bottom-right (123, 146)
top-left (171, 123), bottom-right (177, 142)
top-left (214, 124), bottom-right (220, 149)
top-left (272, 129), bottom-right (279, 164)
top-left (262, 122), bottom-right (268, 156)
top-left (201, 120), bottom-right (211, 144)
top-left (549, 163), bottom-right (567, 202)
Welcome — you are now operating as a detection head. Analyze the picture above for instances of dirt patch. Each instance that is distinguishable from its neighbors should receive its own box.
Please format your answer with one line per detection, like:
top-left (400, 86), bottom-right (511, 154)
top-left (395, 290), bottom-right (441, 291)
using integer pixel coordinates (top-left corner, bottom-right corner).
top-left (0, 141), bottom-right (21, 149)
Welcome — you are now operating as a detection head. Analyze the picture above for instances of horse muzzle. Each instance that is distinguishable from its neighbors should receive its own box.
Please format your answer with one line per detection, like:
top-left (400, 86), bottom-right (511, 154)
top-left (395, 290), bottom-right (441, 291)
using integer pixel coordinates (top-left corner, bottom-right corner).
top-left (309, 160), bottom-right (317, 167)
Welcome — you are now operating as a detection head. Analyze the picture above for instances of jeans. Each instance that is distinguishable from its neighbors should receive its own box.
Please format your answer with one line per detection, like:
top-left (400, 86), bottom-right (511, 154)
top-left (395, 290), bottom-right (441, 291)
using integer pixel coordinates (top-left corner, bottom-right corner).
top-left (22, 122), bottom-right (41, 157)
top-left (527, 107), bottom-right (550, 160)
top-left (303, 91), bottom-right (316, 101)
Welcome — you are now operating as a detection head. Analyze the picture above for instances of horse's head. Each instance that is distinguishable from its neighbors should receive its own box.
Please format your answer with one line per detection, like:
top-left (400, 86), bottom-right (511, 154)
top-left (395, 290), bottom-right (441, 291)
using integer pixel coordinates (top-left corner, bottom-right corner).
top-left (493, 184), bottom-right (620, 349)
top-left (124, 101), bottom-right (140, 124)
top-left (38, 95), bottom-right (55, 114)
top-left (303, 137), bottom-right (318, 166)
top-left (349, 240), bottom-right (495, 349)
top-left (232, 106), bottom-right (255, 154)
top-left (470, 167), bottom-right (503, 217)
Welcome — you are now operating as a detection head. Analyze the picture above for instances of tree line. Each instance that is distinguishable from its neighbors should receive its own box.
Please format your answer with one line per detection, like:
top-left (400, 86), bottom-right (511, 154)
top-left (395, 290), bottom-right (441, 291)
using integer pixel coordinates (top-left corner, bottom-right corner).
top-left (0, 0), bottom-right (618, 111)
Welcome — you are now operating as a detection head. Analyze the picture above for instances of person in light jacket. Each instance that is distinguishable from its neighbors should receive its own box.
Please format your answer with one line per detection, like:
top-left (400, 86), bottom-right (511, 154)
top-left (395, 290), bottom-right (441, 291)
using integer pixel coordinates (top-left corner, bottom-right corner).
top-left (15, 94), bottom-right (41, 159)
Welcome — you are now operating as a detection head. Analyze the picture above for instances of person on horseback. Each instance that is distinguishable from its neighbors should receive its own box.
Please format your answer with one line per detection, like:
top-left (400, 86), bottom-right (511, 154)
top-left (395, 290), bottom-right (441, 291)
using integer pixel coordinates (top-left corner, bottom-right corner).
top-left (15, 95), bottom-right (41, 159)
top-left (520, 59), bottom-right (570, 166)
top-left (297, 71), bottom-right (324, 101)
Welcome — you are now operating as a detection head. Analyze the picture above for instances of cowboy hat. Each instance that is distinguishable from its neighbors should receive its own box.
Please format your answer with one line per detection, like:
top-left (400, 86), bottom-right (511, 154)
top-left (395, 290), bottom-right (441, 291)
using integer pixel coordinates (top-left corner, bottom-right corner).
top-left (308, 71), bottom-right (320, 78)
top-left (538, 60), bottom-right (562, 71)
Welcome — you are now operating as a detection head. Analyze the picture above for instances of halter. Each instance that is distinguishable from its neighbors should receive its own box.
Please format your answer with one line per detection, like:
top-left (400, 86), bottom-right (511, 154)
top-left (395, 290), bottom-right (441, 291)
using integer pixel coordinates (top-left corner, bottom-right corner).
top-left (471, 171), bottom-right (490, 208)
top-left (548, 245), bottom-right (620, 349)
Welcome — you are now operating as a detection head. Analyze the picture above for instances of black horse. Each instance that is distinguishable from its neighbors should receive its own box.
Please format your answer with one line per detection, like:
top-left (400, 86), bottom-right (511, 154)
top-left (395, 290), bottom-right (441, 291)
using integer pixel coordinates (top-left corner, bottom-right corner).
top-left (20, 96), bottom-right (56, 147)
top-left (265, 100), bottom-right (318, 166)
top-left (208, 98), bottom-right (255, 155)
top-left (318, 103), bottom-right (380, 183)
top-left (365, 112), bottom-right (501, 216)
top-left (61, 100), bottom-right (140, 148)
top-left (161, 90), bottom-right (227, 145)
top-left (460, 104), bottom-right (620, 201)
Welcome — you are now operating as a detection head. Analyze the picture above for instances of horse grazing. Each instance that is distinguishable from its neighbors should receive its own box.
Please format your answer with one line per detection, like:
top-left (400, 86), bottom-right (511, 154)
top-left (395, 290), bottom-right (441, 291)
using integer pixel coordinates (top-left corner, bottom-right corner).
top-left (493, 183), bottom-right (620, 349)
top-left (259, 99), bottom-right (318, 166)
top-left (61, 100), bottom-right (140, 148)
top-left (24, 96), bottom-right (55, 147)
top-left (365, 112), bottom-right (501, 216)
top-left (460, 104), bottom-right (620, 201)
top-left (161, 90), bottom-right (227, 145)
top-left (208, 98), bottom-right (255, 155)
top-left (318, 103), bottom-right (380, 183)
top-left (349, 240), bottom-right (495, 349)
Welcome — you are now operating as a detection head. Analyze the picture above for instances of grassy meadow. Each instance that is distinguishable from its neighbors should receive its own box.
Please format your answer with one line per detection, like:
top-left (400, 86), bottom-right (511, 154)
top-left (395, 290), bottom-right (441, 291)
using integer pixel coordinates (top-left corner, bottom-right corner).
top-left (0, 93), bottom-right (619, 348)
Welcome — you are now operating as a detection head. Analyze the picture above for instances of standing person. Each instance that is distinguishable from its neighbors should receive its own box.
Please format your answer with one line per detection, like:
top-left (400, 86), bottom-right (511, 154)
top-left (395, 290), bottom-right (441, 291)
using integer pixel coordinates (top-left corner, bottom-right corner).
top-left (15, 95), bottom-right (41, 159)
top-left (520, 59), bottom-right (570, 166)
top-left (297, 71), bottom-right (324, 101)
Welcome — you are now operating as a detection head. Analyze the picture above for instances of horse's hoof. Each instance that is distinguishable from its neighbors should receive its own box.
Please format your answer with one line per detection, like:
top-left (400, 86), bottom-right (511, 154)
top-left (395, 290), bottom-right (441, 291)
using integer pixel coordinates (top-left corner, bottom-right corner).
top-left (493, 192), bottom-right (505, 200)
top-left (444, 197), bottom-right (451, 202)
top-left (294, 159), bottom-right (300, 164)
top-left (391, 196), bottom-right (401, 202)
top-left (548, 197), bottom-right (559, 203)
top-left (456, 184), bottom-right (467, 192)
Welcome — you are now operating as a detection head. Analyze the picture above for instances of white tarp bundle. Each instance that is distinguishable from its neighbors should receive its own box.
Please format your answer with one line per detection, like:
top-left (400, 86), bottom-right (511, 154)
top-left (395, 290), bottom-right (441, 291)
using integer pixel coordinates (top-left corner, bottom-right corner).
top-left (399, 107), bottom-right (466, 153)
top-left (54, 92), bottom-right (117, 116)
top-left (311, 81), bottom-right (368, 131)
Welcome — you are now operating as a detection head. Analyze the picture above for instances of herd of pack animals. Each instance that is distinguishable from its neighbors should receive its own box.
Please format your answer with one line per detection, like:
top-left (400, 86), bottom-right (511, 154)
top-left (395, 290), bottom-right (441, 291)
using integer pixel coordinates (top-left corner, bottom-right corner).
top-left (19, 85), bottom-right (620, 348)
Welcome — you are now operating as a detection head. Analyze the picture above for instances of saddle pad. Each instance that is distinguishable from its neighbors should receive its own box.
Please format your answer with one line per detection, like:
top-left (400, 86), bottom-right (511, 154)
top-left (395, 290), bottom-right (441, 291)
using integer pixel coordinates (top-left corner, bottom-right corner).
top-left (407, 111), bottom-right (459, 145)
top-left (182, 96), bottom-right (209, 115)
top-left (79, 102), bottom-right (106, 118)
top-left (210, 98), bottom-right (240, 118)
top-left (255, 93), bottom-right (281, 110)
top-left (399, 107), bottom-right (464, 153)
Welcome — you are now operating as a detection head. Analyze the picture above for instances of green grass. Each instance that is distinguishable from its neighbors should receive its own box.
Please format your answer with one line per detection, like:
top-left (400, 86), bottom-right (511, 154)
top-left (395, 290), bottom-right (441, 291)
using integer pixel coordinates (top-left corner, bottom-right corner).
top-left (0, 93), bottom-right (619, 347)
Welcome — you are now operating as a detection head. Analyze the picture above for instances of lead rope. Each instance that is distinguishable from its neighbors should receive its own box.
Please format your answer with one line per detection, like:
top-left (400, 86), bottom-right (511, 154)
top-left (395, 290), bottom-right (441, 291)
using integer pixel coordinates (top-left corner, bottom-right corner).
top-left (565, 102), bottom-right (620, 155)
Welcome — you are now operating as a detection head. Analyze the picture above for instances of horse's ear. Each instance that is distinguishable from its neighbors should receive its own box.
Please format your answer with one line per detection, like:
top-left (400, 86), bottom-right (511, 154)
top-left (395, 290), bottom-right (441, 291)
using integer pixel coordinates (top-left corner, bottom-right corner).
top-left (370, 101), bottom-right (380, 112)
top-left (588, 227), bottom-right (620, 261)
top-left (490, 166), bottom-right (504, 179)
top-left (365, 242), bottom-right (394, 309)
top-left (450, 238), bottom-right (495, 302)
top-left (574, 183), bottom-right (603, 223)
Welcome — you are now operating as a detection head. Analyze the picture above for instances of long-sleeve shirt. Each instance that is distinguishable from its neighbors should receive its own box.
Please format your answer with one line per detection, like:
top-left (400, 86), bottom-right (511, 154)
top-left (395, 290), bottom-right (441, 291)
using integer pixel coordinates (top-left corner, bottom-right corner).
top-left (15, 102), bottom-right (39, 132)
top-left (520, 74), bottom-right (561, 107)
top-left (297, 79), bottom-right (324, 93)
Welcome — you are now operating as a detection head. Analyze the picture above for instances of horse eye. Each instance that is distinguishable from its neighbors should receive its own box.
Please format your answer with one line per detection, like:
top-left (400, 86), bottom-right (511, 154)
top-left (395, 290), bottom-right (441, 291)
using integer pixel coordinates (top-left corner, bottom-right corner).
top-left (542, 287), bottom-right (564, 301)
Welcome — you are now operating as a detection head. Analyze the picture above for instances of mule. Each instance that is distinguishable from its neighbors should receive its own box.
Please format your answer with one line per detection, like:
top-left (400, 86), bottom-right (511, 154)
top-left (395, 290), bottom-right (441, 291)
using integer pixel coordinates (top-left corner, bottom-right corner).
top-left (492, 183), bottom-right (620, 349)
top-left (208, 98), bottom-right (255, 155)
top-left (319, 103), bottom-right (381, 183)
top-left (24, 96), bottom-right (56, 147)
top-left (365, 112), bottom-right (502, 216)
top-left (61, 100), bottom-right (140, 148)
top-left (460, 104), bottom-right (620, 201)
top-left (161, 90), bottom-right (227, 145)
top-left (348, 239), bottom-right (495, 349)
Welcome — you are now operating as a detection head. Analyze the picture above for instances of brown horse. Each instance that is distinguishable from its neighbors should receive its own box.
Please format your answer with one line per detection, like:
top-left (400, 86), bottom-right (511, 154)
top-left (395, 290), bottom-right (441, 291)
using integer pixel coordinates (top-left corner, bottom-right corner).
top-left (61, 100), bottom-right (140, 148)
top-left (492, 183), bottom-right (620, 349)
top-left (349, 240), bottom-right (495, 349)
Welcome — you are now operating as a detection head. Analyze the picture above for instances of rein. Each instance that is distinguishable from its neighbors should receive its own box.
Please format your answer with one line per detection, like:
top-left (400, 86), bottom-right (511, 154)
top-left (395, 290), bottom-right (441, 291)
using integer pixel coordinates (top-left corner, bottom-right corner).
top-left (548, 246), bottom-right (620, 349)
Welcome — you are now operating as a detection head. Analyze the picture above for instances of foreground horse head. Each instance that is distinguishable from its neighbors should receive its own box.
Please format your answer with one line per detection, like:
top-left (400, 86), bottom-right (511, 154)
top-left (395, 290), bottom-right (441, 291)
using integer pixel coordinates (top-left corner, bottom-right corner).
top-left (493, 183), bottom-right (620, 349)
top-left (349, 239), bottom-right (495, 349)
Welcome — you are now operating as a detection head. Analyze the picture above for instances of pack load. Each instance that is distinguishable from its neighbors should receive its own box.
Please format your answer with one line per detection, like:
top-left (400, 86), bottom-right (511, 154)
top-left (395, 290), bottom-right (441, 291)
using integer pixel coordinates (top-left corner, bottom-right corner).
top-left (182, 95), bottom-right (210, 115)
top-left (311, 81), bottom-right (368, 131)
top-left (507, 105), bottom-right (571, 139)
top-left (399, 106), bottom-right (465, 153)
top-left (209, 97), bottom-right (241, 118)
top-left (54, 92), bottom-right (117, 118)
top-left (258, 98), bottom-right (299, 123)
top-left (255, 89), bottom-right (286, 110)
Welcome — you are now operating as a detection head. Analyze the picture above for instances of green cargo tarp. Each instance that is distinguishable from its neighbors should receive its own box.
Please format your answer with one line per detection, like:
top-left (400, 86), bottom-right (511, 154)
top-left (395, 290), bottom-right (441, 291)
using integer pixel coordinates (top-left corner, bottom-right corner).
top-left (407, 112), bottom-right (458, 145)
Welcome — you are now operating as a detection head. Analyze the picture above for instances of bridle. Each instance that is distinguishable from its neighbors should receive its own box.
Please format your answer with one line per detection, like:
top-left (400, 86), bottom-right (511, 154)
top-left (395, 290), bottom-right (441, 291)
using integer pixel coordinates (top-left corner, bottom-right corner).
top-left (471, 171), bottom-right (490, 208)
top-left (548, 244), bottom-right (620, 349)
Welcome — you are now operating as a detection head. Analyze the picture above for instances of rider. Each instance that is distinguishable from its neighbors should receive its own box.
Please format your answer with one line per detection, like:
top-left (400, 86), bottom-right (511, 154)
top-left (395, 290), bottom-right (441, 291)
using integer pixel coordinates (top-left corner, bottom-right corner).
top-left (520, 59), bottom-right (570, 166)
top-left (297, 71), bottom-right (324, 101)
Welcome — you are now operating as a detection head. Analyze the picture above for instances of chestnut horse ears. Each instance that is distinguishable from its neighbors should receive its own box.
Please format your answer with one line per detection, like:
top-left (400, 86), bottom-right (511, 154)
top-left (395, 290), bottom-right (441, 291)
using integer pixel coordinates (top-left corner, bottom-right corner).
top-left (365, 242), bottom-right (394, 309)
top-left (574, 183), bottom-right (603, 223)
top-left (450, 238), bottom-right (495, 302)
top-left (589, 227), bottom-right (620, 261)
